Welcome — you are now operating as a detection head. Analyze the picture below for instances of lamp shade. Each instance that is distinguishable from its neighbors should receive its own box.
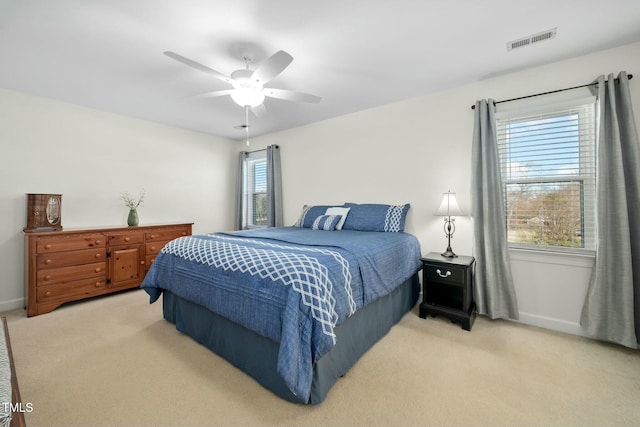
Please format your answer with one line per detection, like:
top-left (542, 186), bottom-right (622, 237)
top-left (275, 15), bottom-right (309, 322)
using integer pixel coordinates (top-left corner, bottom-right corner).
top-left (434, 192), bottom-right (464, 216)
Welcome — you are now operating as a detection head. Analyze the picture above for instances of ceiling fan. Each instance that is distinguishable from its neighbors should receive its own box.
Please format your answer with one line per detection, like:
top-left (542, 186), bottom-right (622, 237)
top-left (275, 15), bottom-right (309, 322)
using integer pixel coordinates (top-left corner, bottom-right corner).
top-left (164, 49), bottom-right (321, 117)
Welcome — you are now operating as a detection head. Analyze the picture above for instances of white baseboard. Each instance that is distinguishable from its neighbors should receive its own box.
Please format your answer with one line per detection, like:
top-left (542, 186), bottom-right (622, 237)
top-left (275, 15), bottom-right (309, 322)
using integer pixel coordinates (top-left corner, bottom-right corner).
top-left (517, 311), bottom-right (587, 337)
top-left (0, 298), bottom-right (25, 314)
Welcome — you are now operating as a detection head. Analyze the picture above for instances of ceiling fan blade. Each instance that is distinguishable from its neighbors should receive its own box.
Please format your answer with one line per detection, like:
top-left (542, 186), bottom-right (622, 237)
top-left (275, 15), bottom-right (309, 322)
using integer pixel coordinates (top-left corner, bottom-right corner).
top-left (263, 88), bottom-right (321, 103)
top-left (190, 89), bottom-right (234, 100)
top-left (164, 51), bottom-right (233, 85)
top-left (251, 103), bottom-right (267, 118)
top-left (251, 50), bottom-right (293, 85)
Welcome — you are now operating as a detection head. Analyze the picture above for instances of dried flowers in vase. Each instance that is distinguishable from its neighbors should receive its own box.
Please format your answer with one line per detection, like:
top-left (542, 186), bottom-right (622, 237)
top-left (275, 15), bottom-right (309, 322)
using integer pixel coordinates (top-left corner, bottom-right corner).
top-left (121, 190), bottom-right (145, 226)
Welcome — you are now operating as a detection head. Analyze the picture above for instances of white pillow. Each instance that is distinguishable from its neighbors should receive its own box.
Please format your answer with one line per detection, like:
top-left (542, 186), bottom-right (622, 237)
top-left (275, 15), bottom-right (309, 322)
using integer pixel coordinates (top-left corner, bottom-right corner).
top-left (324, 207), bottom-right (350, 230)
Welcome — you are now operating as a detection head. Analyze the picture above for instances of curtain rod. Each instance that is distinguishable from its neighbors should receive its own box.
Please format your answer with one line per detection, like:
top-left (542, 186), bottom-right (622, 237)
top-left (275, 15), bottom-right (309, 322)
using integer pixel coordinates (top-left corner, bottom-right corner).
top-left (242, 144), bottom-right (279, 155)
top-left (470, 74), bottom-right (633, 109)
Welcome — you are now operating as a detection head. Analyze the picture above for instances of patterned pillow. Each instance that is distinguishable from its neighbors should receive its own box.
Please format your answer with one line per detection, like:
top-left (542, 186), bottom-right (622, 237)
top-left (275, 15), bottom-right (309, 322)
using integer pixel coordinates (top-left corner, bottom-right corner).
top-left (294, 205), bottom-right (340, 228)
top-left (324, 207), bottom-right (350, 230)
top-left (311, 214), bottom-right (342, 231)
top-left (341, 203), bottom-right (410, 232)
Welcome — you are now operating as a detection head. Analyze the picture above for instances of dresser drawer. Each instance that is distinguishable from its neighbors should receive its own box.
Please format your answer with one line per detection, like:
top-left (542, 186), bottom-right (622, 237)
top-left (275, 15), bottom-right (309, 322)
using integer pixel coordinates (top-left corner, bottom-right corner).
top-left (36, 262), bottom-right (106, 286)
top-left (107, 232), bottom-right (144, 245)
top-left (424, 264), bottom-right (465, 286)
top-left (37, 276), bottom-right (107, 303)
top-left (145, 241), bottom-right (170, 256)
top-left (37, 234), bottom-right (105, 253)
top-left (36, 248), bottom-right (106, 269)
top-left (145, 254), bottom-right (158, 270)
top-left (146, 227), bottom-right (190, 242)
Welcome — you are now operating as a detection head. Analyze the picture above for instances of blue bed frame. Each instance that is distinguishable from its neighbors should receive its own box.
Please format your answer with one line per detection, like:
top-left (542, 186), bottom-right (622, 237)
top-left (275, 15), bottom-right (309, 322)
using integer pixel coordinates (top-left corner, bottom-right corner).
top-left (161, 273), bottom-right (419, 404)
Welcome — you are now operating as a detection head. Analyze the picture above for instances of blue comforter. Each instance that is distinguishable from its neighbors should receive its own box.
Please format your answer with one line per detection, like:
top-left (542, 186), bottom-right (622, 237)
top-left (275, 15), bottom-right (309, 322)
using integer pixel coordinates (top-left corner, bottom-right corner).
top-left (141, 227), bottom-right (421, 402)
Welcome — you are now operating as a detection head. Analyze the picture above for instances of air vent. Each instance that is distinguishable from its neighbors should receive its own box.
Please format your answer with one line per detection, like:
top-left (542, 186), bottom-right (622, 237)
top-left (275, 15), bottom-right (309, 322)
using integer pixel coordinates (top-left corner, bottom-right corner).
top-left (507, 27), bottom-right (557, 51)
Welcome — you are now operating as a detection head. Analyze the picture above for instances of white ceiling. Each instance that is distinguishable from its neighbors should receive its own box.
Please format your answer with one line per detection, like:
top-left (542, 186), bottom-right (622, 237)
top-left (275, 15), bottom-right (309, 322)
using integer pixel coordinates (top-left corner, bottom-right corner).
top-left (1, 0), bottom-right (640, 141)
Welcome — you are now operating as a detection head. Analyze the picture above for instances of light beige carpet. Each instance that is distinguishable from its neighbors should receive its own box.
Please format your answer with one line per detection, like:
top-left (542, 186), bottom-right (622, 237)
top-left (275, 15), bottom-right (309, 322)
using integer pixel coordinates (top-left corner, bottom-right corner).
top-left (3, 289), bottom-right (639, 427)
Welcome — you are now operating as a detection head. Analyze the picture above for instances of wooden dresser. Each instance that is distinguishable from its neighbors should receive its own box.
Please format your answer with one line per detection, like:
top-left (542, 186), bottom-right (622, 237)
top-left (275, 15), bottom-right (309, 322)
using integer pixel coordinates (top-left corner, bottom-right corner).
top-left (24, 223), bottom-right (192, 316)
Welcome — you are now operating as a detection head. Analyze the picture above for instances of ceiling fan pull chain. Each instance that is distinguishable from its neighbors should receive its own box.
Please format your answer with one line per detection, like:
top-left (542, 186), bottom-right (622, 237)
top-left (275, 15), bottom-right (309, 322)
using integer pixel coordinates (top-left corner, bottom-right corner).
top-left (245, 106), bottom-right (250, 147)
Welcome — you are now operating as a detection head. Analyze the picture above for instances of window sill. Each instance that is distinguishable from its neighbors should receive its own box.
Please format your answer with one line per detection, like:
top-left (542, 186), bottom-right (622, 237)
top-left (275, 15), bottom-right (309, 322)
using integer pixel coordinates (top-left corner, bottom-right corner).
top-left (509, 247), bottom-right (595, 268)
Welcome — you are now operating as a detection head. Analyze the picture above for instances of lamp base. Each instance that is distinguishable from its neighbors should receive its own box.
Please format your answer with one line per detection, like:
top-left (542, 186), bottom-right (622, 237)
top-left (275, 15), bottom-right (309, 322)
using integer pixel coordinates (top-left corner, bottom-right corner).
top-left (441, 248), bottom-right (458, 258)
top-left (440, 216), bottom-right (458, 258)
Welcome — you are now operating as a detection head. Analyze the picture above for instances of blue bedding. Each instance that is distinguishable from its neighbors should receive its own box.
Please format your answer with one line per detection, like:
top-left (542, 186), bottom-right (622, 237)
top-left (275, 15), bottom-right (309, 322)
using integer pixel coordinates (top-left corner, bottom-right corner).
top-left (141, 227), bottom-right (421, 402)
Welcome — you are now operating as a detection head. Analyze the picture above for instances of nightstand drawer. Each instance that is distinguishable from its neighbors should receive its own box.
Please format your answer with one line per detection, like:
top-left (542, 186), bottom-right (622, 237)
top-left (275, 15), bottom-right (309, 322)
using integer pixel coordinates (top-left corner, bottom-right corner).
top-left (424, 264), bottom-right (465, 286)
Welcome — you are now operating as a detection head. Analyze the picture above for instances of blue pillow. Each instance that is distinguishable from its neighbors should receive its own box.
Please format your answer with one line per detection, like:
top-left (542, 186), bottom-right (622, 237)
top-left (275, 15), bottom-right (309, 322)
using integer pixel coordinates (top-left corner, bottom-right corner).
top-left (342, 203), bottom-right (410, 232)
top-left (294, 205), bottom-right (339, 228)
top-left (311, 214), bottom-right (341, 231)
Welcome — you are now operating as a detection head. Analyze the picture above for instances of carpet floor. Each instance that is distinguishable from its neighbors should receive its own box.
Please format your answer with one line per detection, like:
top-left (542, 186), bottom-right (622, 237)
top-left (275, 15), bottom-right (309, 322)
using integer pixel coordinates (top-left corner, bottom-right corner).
top-left (3, 289), bottom-right (639, 427)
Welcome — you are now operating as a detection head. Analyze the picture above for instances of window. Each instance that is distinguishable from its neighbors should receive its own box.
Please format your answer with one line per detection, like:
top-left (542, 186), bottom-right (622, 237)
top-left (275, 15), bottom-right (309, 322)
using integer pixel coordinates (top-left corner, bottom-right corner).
top-left (242, 151), bottom-right (267, 228)
top-left (496, 95), bottom-right (596, 252)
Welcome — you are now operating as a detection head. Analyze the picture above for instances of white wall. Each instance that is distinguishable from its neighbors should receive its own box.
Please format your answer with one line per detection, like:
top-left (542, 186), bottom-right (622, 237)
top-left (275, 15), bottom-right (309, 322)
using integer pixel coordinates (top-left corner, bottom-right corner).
top-left (0, 88), bottom-right (238, 311)
top-left (250, 41), bottom-right (640, 336)
top-left (3, 42), bottom-right (639, 336)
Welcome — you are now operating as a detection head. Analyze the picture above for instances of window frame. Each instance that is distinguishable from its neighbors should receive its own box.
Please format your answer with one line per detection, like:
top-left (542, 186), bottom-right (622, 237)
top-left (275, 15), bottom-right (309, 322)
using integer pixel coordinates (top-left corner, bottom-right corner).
top-left (495, 92), bottom-right (597, 254)
top-left (242, 150), bottom-right (268, 229)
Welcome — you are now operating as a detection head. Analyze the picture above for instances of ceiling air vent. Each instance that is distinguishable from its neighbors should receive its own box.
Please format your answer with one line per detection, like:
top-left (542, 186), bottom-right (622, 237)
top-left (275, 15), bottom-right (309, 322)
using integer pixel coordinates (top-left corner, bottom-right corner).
top-left (507, 27), bottom-right (557, 51)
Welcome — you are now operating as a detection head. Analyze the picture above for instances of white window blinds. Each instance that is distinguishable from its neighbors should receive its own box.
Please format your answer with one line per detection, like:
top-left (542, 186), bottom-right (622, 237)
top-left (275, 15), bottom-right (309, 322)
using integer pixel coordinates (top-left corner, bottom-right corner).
top-left (496, 97), bottom-right (596, 251)
top-left (243, 150), bottom-right (267, 228)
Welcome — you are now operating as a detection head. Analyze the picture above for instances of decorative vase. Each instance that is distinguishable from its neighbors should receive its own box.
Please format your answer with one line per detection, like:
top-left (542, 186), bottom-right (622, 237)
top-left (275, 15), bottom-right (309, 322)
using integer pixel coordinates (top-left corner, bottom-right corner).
top-left (127, 208), bottom-right (139, 226)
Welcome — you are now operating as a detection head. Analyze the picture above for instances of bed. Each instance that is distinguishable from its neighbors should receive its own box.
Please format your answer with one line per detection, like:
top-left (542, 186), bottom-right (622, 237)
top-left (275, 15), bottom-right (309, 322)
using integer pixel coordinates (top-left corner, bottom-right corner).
top-left (141, 203), bottom-right (421, 404)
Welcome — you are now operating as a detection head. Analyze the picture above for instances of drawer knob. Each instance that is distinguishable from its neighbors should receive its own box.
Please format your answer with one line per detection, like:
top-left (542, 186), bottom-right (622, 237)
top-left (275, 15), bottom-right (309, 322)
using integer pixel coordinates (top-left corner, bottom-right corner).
top-left (95, 267), bottom-right (102, 273)
top-left (181, 232), bottom-right (187, 236)
top-left (95, 253), bottom-right (102, 258)
top-left (95, 282), bottom-right (101, 287)
top-left (45, 291), bottom-right (52, 297)
top-left (95, 240), bottom-right (102, 245)
top-left (150, 234), bottom-right (157, 239)
top-left (124, 237), bottom-right (130, 242)
top-left (45, 259), bottom-right (52, 265)
top-left (436, 269), bottom-right (451, 278)
top-left (44, 244), bottom-right (52, 249)
top-left (44, 275), bottom-right (52, 281)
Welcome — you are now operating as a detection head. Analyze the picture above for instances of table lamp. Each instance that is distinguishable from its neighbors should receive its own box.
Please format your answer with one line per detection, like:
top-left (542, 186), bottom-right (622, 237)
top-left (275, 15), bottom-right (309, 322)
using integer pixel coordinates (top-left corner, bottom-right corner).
top-left (434, 191), bottom-right (464, 258)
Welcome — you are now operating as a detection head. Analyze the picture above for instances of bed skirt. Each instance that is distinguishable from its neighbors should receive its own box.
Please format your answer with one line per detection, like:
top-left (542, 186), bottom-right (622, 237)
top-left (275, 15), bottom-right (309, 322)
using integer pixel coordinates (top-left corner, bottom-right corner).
top-left (161, 273), bottom-right (419, 404)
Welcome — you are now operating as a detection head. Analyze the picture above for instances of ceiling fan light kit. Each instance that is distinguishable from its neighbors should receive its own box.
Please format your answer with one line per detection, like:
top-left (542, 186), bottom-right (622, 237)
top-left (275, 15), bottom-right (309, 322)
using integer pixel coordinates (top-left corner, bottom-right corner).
top-left (230, 87), bottom-right (265, 107)
top-left (229, 67), bottom-right (266, 107)
top-left (164, 49), bottom-right (321, 113)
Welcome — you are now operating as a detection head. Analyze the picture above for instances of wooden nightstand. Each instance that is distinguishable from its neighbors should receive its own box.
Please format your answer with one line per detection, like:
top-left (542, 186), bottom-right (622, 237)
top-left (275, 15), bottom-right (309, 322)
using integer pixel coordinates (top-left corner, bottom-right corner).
top-left (419, 252), bottom-right (476, 331)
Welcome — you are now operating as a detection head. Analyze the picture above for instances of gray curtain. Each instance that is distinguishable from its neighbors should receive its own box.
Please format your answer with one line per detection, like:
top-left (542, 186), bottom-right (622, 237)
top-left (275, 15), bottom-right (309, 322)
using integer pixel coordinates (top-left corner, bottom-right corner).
top-left (581, 72), bottom-right (640, 349)
top-left (471, 99), bottom-right (519, 320)
top-left (235, 151), bottom-right (248, 230)
top-left (266, 145), bottom-right (283, 227)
